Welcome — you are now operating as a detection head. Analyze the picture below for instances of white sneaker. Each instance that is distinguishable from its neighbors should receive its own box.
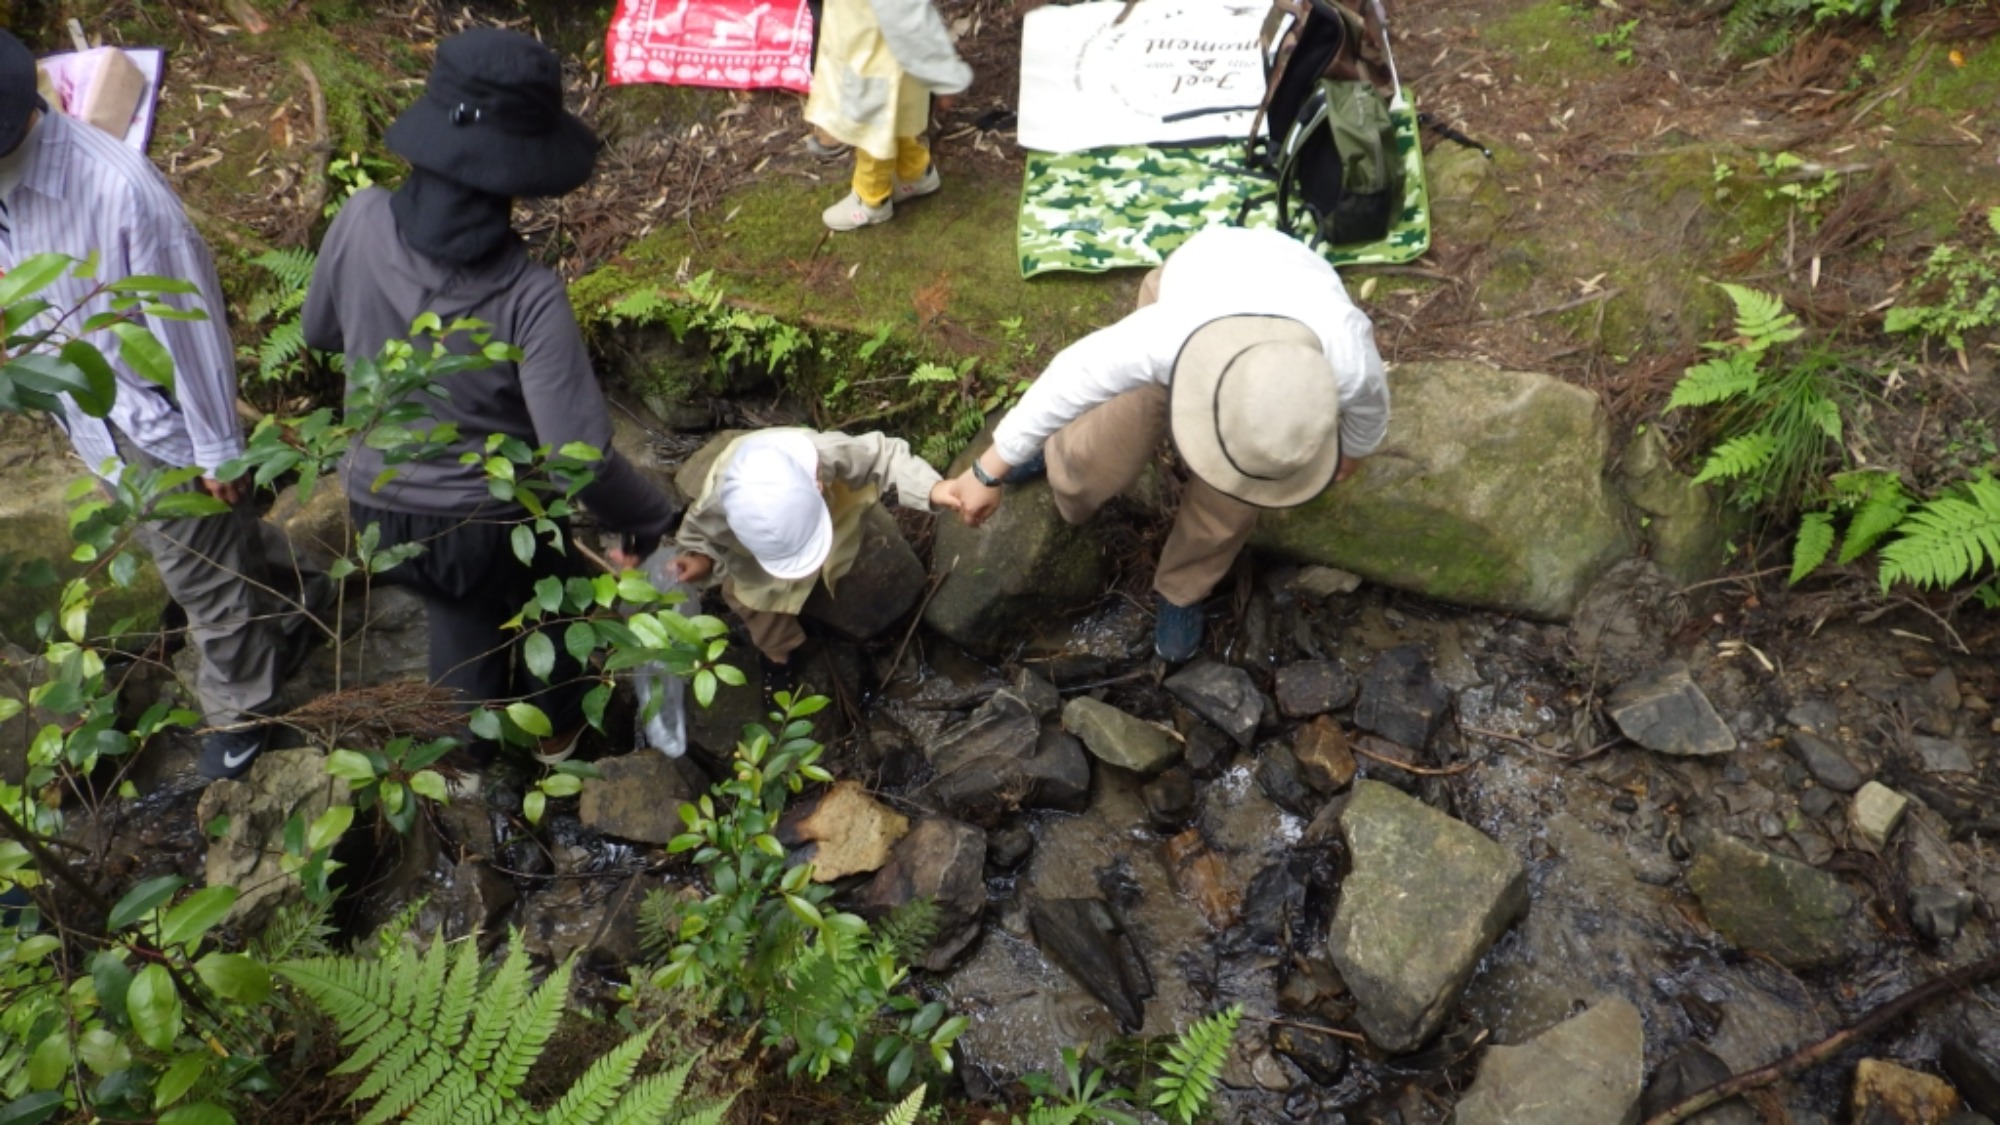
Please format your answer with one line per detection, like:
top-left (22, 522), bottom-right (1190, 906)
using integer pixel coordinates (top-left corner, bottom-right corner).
top-left (823, 191), bottom-right (894, 231)
top-left (895, 164), bottom-right (942, 202)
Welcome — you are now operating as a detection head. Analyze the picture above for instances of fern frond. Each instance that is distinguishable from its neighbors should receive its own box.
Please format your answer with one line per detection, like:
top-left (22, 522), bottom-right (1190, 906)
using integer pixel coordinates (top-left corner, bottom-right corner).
top-left (599, 1058), bottom-right (698, 1125)
top-left (1150, 1004), bottom-right (1242, 1125)
top-left (1790, 510), bottom-right (1835, 584)
top-left (489, 955), bottom-right (575, 1094)
top-left (1837, 472), bottom-right (1911, 563)
top-left (1878, 476), bottom-right (2000, 591)
top-left (257, 320), bottom-right (309, 381)
top-left (872, 899), bottom-right (941, 965)
top-left (459, 933), bottom-right (535, 1076)
top-left (544, 1027), bottom-right (658, 1125)
top-left (1719, 283), bottom-right (1803, 350)
top-left (1691, 430), bottom-right (1777, 485)
top-left (250, 246), bottom-right (319, 292)
top-left (877, 1084), bottom-right (926, 1125)
top-left (1667, 351), bottom-right (1761, 411)
top-left (251, 898), bottom-right (335, 962)
top-left (637, 890), bottom-right (678, 963)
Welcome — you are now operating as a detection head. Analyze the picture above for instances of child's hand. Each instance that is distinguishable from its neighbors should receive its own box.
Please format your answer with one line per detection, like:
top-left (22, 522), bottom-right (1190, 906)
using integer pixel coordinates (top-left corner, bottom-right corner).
top-left (672, 553), bottom-right (714, 583)
top-left (929, 480), bottom-right (964, 513)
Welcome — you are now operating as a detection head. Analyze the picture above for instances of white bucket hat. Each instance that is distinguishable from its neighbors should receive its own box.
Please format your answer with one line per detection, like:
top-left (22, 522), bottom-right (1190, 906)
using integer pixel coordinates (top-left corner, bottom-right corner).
top-left (719, 431), bottom-right (832, 580)
top-left (1168, 315), bottom-right (1342, 509)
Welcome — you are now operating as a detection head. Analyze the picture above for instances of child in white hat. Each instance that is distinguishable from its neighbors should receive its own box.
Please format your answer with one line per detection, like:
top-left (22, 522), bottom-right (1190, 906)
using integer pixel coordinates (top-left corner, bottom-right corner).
top-left (672, 429), bottom-right (961, 683)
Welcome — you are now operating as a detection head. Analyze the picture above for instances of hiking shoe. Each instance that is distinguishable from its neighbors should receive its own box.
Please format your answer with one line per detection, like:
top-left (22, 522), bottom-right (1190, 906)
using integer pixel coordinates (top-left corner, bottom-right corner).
top-left (1154, 596), bottom-right (1205, 663)
top-left (198, 726), bottom-right (268, 781)
top-left (1002, 449), bottom-right (1047, 485)
top-left (894, 163), bottom-right (941, 202)
top-left (823, 191), bottom-right (893, 231)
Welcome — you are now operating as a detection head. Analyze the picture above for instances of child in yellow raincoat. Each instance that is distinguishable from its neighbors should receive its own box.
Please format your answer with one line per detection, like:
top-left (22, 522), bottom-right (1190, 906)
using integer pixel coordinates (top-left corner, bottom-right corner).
top-left (804, 0), bottom-right (971, 231)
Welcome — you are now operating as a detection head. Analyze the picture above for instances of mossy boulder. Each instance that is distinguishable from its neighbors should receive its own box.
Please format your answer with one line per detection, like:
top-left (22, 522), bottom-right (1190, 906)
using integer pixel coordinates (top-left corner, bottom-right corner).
top-left (1618, 427), bottom-right (1744, 586)
top-left (0, 419), bottom-right (164, 640)
top-left (1254, 360), bottom-right (1632, 620)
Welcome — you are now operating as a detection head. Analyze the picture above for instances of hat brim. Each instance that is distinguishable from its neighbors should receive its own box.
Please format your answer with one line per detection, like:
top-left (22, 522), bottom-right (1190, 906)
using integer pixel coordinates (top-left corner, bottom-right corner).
top-left (745, 431), bottom-right (834, 581)
top-left (385, 98), bottom-right (599, 198)
top-left (1169, 315), bottom-right (1342, 509)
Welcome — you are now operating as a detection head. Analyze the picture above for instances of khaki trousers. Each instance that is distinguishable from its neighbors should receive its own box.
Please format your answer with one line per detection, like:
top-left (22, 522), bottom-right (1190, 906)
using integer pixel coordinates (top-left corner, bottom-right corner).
top-left (722, 581), bottom-right (807, 664)
top-left (1043, 268), bottom-right (1259, 607)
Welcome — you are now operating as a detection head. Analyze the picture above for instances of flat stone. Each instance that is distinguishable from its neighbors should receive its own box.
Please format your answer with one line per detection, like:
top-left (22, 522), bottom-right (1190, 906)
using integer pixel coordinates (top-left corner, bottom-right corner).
top-left (577, 751), bottom-right (707, 846)
top-left (1063, 696), bottom-right (1182, 776)
top-left (776, 779), bottom-right (910, 882)
top-left (198, 748), bottom-right (347, 932)
top-left (1352, 646), bottom-right (1453, 750)
top-left (1455, 998), bottom-right (1645, 1125)
top-left (1165, 829), bottom-right (1242, 931)
top-left (1944, 1040), bottom-right (2000, 1120)
top-left (1785, 730), bottom-right (1868, 792)
top-left (1275, 660), bottom-right (1360, 718)
top-left (1028, 896), bottom-right (1154, 1032)
top-left (927, 690), bottom-right (1040, 776)
top-left (855, 817), bottom-right (987, 971)
top-left (1272, 1025), bottom-right (1350, 1087)
top-left (1687, 834), bottom-right (1860, 970)
top-left (1852, 781), bottom-right (1911, 847)
top-left (1289, 566), bottom-right (1364, 599)
top-left (1914, 735), bottom-right (1976, 774)
top-left (1852, 1058), bottom-right (1963, 1123)
top-left (1293, 716), bottom-right (1358, 793)
top-left (1011, 669), bottom-right (1062, 719)
top-left (1328, 780), bottom-right (1529, 1052)
top-left (1606, 661), bottom-right (1736, 757)
top-left (1255, 743), bottom-right (1320, 818)
top-left (1021, 728), bottom-right (1093, 812)
top-left (1165, 660), bottom-right (1263, 749)
top-left (1912, 885), bottom-right (1975, 943)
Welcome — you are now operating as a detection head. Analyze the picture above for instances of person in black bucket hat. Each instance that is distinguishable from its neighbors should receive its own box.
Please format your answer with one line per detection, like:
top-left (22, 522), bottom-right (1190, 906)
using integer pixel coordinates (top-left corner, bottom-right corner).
top-left (304, 27), bottom-right (681, 764)
top-left (0, 31), bottom-right (42, 156)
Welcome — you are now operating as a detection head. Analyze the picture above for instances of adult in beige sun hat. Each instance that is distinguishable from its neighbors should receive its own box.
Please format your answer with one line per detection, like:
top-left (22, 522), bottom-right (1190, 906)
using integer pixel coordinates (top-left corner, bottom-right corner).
top-left (941, 225), bottom-right (1389, 662)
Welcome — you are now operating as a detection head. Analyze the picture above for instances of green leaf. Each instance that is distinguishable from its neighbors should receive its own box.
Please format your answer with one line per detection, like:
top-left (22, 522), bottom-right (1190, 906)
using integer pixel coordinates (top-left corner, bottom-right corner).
top-left (154, 1051), bottom-right (208, 1108)
top-left (195, 952), bottom-right (271, 1005)
top-left (524, 789), bottom-right (547, 826)
top-left (1790, 510), bottom-right (1835, 584)
top-left (110, 874), bottom-right (187, 929)
top-left (511, 523), bottom-right (536, 567)
top-left (538, 773), bottom-right (583, 799)
top-left (0, 253), bottom-right (76, 306)
top-left (0, 1092), bottom-right (64, 1125)
top-left (59, 340), bottom-right (118, 416)
top-left (408, 769), bottom-right (449, 803)
top-left (506, 701), bottom-right (553, 738)
top-left (161, 885), bottom-right (237, 948)
top-left (564, 621), bottom-right (597, 666)
top-left (25, 1034), bottom-right (69, 1091)
top-left (128, 963), bottom-right (185, 1051)
top-left (305, 804), bottom-right (355, 853)
top-left (523, 631), bottom-right (556, 683)
top-left (694, 669), bottom-right (717, 708)
top-left (111, 321), bottom-right (176, 389)
top-left (92, 953), bottom-right (134, 1025)
top-left (158, 1104), bottom-right (233, 1125)
top-left (326, 748), bottom-right (378, 784)
top-left (582, 682), bottom-right (611, 731)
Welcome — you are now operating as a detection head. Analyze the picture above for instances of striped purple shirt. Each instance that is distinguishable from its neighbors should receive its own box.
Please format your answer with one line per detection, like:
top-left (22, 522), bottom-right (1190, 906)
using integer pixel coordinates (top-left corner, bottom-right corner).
top-left (1, 110), bottom-right (241, 477)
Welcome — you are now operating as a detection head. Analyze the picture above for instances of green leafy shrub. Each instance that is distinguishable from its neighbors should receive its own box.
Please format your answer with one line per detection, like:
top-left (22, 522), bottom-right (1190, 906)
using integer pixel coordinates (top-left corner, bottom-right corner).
top-left (1883, 206), bottom-right (2000, 352)
top-left (241, 247), bottom-right (318, 386)
top-left (1875, 473), bottom-right (2000, 594)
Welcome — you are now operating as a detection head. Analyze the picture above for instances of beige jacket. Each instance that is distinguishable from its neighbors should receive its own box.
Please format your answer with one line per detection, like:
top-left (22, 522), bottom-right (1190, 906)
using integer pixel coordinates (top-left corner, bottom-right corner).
top-left (677, 429), bottom-right (942, 614)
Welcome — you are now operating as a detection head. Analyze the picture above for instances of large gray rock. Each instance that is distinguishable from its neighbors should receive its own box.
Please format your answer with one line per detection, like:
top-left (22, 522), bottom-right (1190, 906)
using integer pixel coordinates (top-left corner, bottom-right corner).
top-left (197, 748), bottom-right (348, 932)
top-left (1028, 897), bottom-right (1155, 1032)
top-left (1328, 780), bottom-right (1528, 1052)
top-left (927, 690), bottom-right (1040, 776)
top-left (1062, 696), bottom-right (1182, 776)
top-left (1606, 662), bottom-right (1735, 757)
top-left (927, 701), bottom-right (1094, 824)
top-left (578, 751), bottom-right (708, 845)
top-left (1253, 361), bottom-right (1632, 620)
top-left (1164, 661), bottom-right (1263, 749)
top-left (1686, 834), bottom-right (1860, 970)
top-left (802, 504), bottom-right (927, 641)
top-left (855, 817), bottom-right (987, 971)
top-left (923, 453), bottom-right (1105, 652)
top-left (1353, 646), bottom-right (1453, 750)
top-left (1455, 998), bottom-right (1645, 1125)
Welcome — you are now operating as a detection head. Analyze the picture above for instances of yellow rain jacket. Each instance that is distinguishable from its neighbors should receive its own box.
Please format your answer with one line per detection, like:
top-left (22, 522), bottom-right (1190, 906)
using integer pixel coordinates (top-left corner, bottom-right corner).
top-left (804, 0), bottom-right (971, 161)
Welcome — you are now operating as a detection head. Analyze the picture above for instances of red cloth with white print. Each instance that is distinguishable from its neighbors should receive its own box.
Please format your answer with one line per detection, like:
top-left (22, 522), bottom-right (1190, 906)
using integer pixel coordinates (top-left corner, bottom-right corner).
top-left (605, 0), bottom-right (814, 92)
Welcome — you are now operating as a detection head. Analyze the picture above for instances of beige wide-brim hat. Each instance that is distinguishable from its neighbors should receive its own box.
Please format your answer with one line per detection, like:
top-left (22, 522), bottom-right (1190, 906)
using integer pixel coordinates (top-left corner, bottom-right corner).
top-left (1169, 315), bottom-right (1342, 509)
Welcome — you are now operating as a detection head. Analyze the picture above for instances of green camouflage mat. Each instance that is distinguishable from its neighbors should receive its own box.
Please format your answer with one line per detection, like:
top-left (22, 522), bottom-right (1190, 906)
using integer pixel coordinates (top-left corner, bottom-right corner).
top-left (1018, 103), bottom-right (1430, 278)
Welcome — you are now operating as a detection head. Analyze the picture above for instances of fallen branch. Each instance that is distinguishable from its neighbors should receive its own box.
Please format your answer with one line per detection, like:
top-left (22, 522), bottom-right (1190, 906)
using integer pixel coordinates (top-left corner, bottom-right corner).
top-left (1352, 744), bottom-right (1476, 776)
top-left (1645, 948), bottom-right (2000, 1125)
top-left (885, 554), bottom-right (954, 685)
top-left (1240, 1014), bottom-right (1371, 1044)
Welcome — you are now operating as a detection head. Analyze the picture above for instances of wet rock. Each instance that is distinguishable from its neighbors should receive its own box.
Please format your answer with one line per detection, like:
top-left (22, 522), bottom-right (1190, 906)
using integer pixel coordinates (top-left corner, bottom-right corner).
top-left (924, 453), bottom-right (1106, 653)
top-left (1272, 1025), bottom-right (1350, 1087)
top-left (1142, 767), bottom-right (1195, 832)
top-left (1788, 697), bottom-right (1841, 733)
top-left (577, 751), bottom-right (707, 846)
top-left (198, 748), bottom-right (347, 931)
top-left (1790, 824), bottom-right (1837, 867)
top-left (1914, 736), bottom-right (1976, 774)
top-left (422, 856), bottom-right (517, 941)
top-left (1800, 786), bottom-right (1840, 818)
top-left (1619, 428), bottom-right (1739, 585)
top-left (799, 505), bottom-right (926, 642)
top-left (1293, 716), bottom-right (1358, 793)
top-left (1022, 728), bottom-right (1093, 812)
top-left (1028, 896), bottom-right (1155, 1032)
top-left (1063, 696), bottom-right (1182, 776)
top-left (1853, 781), bottom-right (1912, 847)
top-left (1012, 669), bottom-right (1062, 719)
top-left (1253, 360), bottom-right (1632, 618)
top-left (1606, 662), bottom-right (1736, 757)
top-left (986, 823), bottom-right (1034, 871)
top-left (1641, 1044), bottom-right (1757, 1124)
top-left (1785, 730), bottom-right (1868, 792)
top-left (267, 478), bottom-right (353, 576)
top-left (1275, 660), bottom-right (1359, 718)
top-left (1567, 558), bottom-right (1693, 682)
top-left (1911, 885), bottom-right (1975, 943)
top-left (685, 635), bottom-right (768, 762)
top-left (1352, 646), bottom-right (1453, 750)
top-left (1944, 1040), bottom-right (2000, 1120)
top-left (927, 690), bottom-right (1039, 776)
top-left (1288, 565), bottom-right (1363, 599)
top-left (1165, 829), bottom-right (1242, 930)
top-left (1852, 1058), bottom-right (1963, 1123)
top-left (1176, 710), bottom-right (1234, 778)
top-left (1687, 834), bottom-right (1860, 970)
top-left (1328, 780), bottom-right (1529, 1052)
top-left (1455, 998), bottom-right (1645, 1125)
top-left (1255, 744), bottom-right (1320, 818)
top-left (855, 816), bottom-right (987, 971)
top-left (777, 779), bottom-right (910, 882)
top-left (518, 873), bottom-right (646, 965)
top-left (1164, 660), bottom-right (1263, 749)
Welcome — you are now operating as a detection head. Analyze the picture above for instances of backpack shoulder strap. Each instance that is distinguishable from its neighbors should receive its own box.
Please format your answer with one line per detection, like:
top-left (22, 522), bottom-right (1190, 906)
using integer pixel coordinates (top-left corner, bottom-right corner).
top-left (1248, 0), bottom-right (1311, 151)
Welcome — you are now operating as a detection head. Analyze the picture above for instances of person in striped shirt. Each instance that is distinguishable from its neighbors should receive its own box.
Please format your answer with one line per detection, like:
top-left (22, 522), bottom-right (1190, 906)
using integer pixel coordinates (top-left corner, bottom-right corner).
top-left (0, 31), bottom-right (318, 781)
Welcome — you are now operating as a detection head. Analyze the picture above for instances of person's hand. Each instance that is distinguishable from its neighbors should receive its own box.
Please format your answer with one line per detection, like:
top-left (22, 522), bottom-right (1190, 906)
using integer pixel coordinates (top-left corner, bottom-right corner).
top-left (928, 480), bottom-right (964, 513)
top-left (947, 471), bottom-right (1004, 528)
top-left (1333, 454), bottom-right (1364, 483)
top-left (200, 477), bottom-right (245, 506)
top-left (672, 553), bottom-right (714, 583)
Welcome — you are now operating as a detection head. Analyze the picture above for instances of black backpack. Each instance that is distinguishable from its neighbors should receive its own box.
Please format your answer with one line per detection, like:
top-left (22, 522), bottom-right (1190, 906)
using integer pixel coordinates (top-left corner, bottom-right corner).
top-left (1243, 0), bottom-right (1403, 248)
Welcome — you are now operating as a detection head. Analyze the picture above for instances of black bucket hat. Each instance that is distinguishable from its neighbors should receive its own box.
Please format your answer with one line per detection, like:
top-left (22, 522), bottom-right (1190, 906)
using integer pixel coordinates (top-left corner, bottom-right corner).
top-left (0, 32), bottom-right (42, 157)
top-left (385, 27), bottom-right (598, 198)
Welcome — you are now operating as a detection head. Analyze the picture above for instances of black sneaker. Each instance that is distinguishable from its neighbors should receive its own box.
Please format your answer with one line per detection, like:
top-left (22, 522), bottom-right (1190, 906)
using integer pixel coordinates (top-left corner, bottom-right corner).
top-left (197, 726), bottom-right (268, 781)
top-left (1154, 595), bottom-right (1205, 663)
top-left (1002, 450), bottom-right (1047, 485)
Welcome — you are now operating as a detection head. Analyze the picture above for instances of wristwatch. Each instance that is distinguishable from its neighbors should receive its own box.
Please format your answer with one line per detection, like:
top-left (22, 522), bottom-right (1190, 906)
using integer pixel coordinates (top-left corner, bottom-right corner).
top-left (970, 459), bottom-right (1002, 487)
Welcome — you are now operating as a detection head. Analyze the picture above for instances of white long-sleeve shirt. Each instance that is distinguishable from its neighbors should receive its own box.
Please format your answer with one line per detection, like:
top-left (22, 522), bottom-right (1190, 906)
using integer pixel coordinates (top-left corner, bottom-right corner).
top-left (990, 226), bottom-right (1390, 469)
top-left (0, 110), bottom-right (242, 477)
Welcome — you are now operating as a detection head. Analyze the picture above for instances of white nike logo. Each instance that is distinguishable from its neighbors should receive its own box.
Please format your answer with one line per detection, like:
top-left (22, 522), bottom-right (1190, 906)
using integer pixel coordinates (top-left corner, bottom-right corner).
top-left (222, 746), bottom-right (259, 769)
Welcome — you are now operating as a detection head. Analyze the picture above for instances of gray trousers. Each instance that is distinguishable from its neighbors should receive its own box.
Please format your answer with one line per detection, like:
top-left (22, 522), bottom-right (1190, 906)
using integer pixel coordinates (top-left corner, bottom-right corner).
top-left (119, 443), bottom-right (287, 731)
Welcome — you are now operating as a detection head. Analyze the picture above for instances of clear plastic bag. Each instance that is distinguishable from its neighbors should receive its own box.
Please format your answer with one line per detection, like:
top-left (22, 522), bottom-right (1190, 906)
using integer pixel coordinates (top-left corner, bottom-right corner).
top-left (633, 552), bottom-right (700, 758)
